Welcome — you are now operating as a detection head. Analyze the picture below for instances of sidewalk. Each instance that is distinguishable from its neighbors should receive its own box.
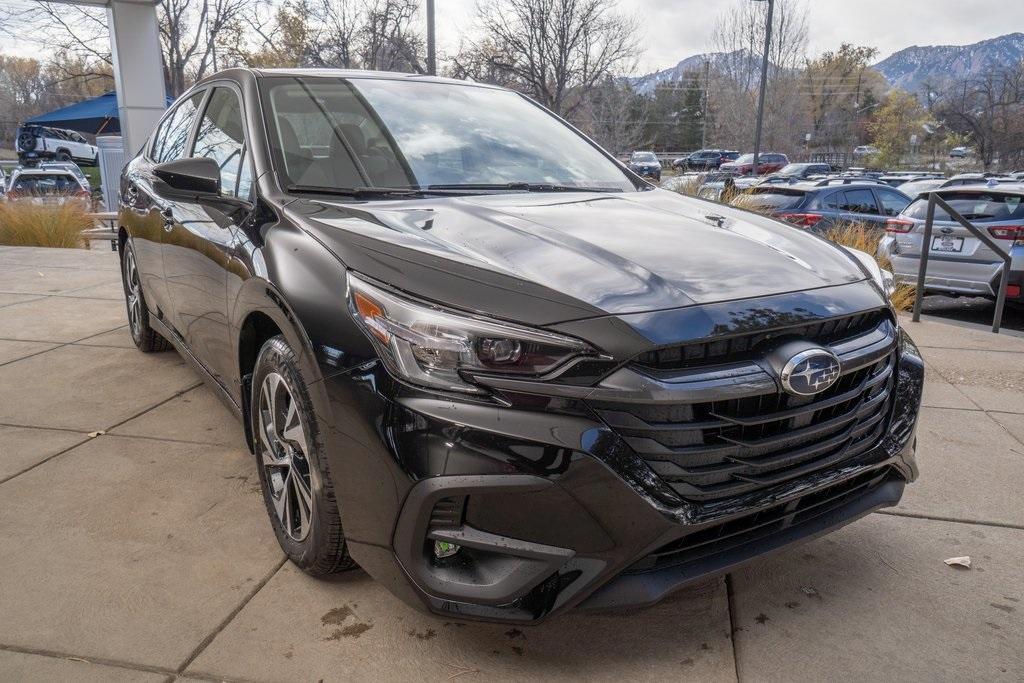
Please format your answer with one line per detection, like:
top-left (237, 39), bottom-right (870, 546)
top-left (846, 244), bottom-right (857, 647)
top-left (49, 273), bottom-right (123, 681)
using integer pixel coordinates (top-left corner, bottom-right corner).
top-left (0, 246), bottom-right (1020, 682)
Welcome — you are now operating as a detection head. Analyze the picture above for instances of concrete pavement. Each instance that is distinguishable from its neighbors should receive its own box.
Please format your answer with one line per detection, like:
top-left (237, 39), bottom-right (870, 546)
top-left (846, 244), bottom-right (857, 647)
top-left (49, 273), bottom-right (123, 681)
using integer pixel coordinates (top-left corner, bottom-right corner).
top-left (0, 246), bottom-right (1021, 682)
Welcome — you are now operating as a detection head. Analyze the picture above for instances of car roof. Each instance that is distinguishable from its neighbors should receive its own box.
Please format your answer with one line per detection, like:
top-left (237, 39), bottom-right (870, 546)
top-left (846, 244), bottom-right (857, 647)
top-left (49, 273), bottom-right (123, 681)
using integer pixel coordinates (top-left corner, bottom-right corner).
top-left (12, 168), bottom-right (78, 177)
top-left (933, 182), bottom-right (1024, 196)
top-left (243, 67), bottom-right (496, 89)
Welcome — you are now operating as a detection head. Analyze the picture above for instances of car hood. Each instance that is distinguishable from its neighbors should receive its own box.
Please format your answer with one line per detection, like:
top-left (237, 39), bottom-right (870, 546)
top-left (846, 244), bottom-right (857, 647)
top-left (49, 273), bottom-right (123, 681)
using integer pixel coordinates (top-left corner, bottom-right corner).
top-left (291, 189), bottom-right (867, 326)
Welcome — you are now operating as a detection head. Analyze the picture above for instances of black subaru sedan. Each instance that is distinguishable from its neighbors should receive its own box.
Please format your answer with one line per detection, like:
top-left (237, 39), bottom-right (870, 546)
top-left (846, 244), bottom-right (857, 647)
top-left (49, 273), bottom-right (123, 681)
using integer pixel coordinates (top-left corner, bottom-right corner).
top-left (118, 68), bottom-right (922, 624)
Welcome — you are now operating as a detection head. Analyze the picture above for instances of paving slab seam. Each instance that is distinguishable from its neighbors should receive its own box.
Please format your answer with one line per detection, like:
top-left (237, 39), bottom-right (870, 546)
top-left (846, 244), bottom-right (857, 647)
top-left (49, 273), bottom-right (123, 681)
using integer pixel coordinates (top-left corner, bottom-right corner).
top-left (0, 295), bottom-right (45, 310)
top-left (875, 509), bottom-right (1024, 531)
top-left (724, 574), bottom-right (742, 683)
top-left (0, 642), bottom-right (177, 679)
top-left (102, 382), bottom-right (205, 433)
top-left (177, 556), bottom-right (288, 676)
top-left (0, 435), bottom-right (93, 487)
top-left (0, 325), bottom-right (130, 368)
top-left (105, 430), bottom-right (241, 449)
top-left (0, 383), bottom-right (202, 487)
top-left (174, 671), bottom-right (263, 683)
top-left (0, 421), bottom-right (89, 435)
top-left (0, 291), bottom-right (121, 302)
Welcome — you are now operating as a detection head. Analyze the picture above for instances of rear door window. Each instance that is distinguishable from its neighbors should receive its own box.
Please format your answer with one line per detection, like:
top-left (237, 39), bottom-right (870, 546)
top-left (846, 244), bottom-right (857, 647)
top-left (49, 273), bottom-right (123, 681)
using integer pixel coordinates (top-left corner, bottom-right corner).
top-left (839, 189), bottom-right (879, 214)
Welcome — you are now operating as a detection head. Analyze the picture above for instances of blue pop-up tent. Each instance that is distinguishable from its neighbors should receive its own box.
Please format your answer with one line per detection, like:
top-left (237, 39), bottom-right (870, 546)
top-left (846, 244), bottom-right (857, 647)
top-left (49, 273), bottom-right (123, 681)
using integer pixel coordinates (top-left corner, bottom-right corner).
top-left (26, 91), bottom-right (174, 135)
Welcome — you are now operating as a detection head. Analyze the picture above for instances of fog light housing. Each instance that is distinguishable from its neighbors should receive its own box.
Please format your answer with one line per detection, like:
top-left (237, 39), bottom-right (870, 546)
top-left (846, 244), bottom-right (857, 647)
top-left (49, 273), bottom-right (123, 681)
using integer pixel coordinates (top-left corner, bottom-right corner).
top-left (433, 540), bottom-right (460, 559)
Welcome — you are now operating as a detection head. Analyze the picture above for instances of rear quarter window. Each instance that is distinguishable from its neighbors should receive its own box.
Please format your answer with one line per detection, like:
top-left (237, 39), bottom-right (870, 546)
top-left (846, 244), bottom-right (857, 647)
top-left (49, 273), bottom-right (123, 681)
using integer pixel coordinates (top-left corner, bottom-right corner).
top-left (903, 193), bottom-right (1024, 222)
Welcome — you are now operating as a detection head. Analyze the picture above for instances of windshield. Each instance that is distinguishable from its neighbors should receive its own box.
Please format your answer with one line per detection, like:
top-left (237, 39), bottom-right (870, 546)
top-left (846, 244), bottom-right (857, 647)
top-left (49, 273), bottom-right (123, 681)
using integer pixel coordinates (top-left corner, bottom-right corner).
top-left (11, 174), bottom-right (79, 194)
top-left (631, 152), bottom-right (657, 163)
top-left (902, 192), bottom-right (1024, 222)
top-left (261, 77), bottom-right (635, 194)
top-left (776, 164), bottom-right (806, 175)
top-left (733, 154), bottom-right (755, 164)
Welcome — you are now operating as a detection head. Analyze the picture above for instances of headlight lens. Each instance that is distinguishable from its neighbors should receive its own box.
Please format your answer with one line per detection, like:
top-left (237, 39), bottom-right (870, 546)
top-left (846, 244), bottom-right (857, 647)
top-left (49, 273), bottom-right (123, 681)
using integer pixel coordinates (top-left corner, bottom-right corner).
top-left (347, 273), bottom-right (595, 394)
top-left (844, 247), bottom-right (895, 297)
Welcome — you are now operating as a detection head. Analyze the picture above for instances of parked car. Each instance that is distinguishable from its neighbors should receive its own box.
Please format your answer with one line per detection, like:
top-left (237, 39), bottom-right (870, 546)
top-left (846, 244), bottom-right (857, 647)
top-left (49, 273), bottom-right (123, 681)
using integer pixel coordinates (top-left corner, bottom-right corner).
top-left (719, 152), bottom-right (789, 176)
top-left (37, 160), bottom-right (91, 189)
top-left (853, 145), bottom-right (880, 157)
top-left (940, 172), bottom-right (1016, 188)
top-left (878, 172), bottom-right (943, 187)
top-left (15, 124), bottom-right (98, 166)
top-left (4, 167), bottom-right (91, 207)
top-left (897, 177), bottom-right (946, 198)
top-left (119, 68), bottom-right (921, 624)
top-left (674, 149), bottom-right (740, 171)
top-left (949, 146), bottom-right (969, 158)
top-left (732, 179), bottom-right (912, 231)
top-left (628, 151), bottom-right (661, 181)
top-left (879, 183), bottom-right (1024, 303)
top-left (762, 162), bottom-right (831, 182)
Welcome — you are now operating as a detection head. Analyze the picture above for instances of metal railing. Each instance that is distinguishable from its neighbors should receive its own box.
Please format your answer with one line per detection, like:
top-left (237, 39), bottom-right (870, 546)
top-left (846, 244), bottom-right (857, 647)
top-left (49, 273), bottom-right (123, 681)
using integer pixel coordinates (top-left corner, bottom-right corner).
top-left (910, 192), bottom-right (1011, 333)
top-left (85, 212), bottom-right (119, 251)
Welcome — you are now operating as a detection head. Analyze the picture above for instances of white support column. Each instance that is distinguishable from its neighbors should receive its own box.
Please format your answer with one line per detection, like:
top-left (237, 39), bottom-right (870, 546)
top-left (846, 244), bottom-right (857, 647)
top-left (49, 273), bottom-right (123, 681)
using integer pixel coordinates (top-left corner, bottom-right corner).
top-left (106, 0), bottom-right (166, 156)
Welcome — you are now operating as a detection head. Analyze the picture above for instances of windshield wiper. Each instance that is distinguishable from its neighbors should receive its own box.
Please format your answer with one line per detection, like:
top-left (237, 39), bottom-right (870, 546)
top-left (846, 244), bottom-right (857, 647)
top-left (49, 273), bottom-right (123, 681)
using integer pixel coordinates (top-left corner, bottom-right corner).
top-left (286, 184), bottom-right (471, 198)
top-left (426, 182), bottom-right (621, 193)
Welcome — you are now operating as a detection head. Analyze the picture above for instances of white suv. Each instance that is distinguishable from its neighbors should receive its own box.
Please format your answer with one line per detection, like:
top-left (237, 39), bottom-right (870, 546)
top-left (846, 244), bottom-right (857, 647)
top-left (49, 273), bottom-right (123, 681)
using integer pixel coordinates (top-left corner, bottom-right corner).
top-left (16, 125), bottom-right (98, 166)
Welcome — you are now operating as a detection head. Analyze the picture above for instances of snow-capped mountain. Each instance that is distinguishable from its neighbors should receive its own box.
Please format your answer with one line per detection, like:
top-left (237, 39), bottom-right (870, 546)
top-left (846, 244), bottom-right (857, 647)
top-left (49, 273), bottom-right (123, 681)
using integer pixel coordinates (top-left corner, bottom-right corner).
top-left (872, 33), bottom-right (1024, 93)
top-left (629, 50), bottom-right (761, 96)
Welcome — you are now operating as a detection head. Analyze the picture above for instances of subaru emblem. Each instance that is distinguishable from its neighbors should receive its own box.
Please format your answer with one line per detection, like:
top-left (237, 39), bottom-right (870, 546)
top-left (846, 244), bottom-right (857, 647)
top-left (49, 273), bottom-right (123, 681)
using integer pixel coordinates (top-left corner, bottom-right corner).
top-left (780, 348), bottom-right (842, 396)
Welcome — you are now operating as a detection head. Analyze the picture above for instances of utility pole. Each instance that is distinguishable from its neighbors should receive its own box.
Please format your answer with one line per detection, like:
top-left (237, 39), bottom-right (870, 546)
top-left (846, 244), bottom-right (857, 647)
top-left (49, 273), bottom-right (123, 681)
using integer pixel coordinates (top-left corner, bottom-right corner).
top-left (751, 0), bottom-right (774, 176)
top-left (700, 59), bottom-right (710, 149)
top-left (426, 0), bottom-right (436, 76)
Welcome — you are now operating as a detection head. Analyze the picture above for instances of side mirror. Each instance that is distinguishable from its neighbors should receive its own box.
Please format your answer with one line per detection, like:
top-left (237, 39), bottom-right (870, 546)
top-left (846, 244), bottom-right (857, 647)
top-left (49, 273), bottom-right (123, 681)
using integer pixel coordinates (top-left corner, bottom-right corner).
top-left (153, 156), bottom-right (220, 196)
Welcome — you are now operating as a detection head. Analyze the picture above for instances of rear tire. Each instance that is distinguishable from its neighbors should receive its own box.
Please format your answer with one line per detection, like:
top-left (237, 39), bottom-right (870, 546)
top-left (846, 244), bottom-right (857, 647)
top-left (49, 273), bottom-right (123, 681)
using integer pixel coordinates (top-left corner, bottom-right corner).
top-left (120, 240), bottom-right (171, 352)
top-left (252, 335), bottom-right (356, 576)
top-left (55, 150), bottom-right (71, 162)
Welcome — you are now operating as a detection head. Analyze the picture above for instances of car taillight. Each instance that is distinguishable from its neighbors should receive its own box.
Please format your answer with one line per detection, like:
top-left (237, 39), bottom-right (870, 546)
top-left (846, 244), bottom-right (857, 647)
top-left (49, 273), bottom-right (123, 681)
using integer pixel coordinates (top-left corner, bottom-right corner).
top-left (1006, 284), bottom-right (1022, 298)
top-left (885, 218), bottom-right (914, 233)
top-left (778, 212), bottom-right (823, 228)
top-left (987, 225), bottom-right (1024, 240)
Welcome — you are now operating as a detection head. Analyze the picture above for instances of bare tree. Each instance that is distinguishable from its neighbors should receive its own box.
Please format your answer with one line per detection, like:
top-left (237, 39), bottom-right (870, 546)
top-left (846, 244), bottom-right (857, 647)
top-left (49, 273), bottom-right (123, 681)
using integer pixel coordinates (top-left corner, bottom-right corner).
top-left (937, 64), bottom-right (1024, 170)
top-left (462, 0), bottom-right (640, 117)
top-left (707, 0), bottom-right (810, 153)
top-left (0, 0), bottom-right (257, 97)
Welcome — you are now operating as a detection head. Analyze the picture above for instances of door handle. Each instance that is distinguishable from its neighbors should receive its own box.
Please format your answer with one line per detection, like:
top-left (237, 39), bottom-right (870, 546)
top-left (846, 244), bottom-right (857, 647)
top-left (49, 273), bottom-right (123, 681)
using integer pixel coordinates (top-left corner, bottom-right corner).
top-left (161, 207), bottom-right (174, 232)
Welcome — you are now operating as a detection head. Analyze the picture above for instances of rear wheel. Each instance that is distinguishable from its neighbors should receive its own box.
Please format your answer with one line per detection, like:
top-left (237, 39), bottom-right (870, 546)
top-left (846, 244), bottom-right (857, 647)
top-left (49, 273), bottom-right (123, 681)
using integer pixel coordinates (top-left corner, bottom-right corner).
top-left (120, 240), bottom-right (171, 352)
top-left (252, 335), bottom-right (355, 576)
top-left (55, 150), bottom-right (71, 162)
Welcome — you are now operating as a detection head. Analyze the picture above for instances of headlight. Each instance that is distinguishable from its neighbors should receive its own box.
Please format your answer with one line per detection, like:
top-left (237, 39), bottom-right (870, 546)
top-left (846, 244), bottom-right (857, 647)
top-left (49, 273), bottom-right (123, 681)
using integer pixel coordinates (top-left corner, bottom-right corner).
top-left (347, 273), bottom-right (596, 394)
top-left (843, 247), bottom-right (896, 298)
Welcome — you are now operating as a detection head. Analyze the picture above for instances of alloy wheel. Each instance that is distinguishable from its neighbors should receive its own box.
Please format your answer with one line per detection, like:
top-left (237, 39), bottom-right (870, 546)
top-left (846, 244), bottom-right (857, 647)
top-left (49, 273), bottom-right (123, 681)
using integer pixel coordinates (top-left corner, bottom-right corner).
top-left (257, 372), bottom-right (314, 541)
top-left (123, 249), bottom-right (142, 337)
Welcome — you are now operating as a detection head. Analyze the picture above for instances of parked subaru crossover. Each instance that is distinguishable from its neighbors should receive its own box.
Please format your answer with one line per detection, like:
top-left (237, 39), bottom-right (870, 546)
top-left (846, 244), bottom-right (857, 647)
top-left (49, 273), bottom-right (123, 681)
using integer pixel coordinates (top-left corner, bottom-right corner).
top-left (879, 183), bottom-right (1024, 303)
top-left (118, 69), bottom-right (922, 624)
top-left (628, 151), bottom-right (662, 181)
top-left (732, 179), bottom-right (912, 231)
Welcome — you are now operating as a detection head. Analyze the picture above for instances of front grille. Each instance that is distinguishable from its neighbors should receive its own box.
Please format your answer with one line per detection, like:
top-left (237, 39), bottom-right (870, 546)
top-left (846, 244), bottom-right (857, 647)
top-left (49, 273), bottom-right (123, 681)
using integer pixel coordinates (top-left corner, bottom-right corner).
top-left (625, 468), bottom-right (892, 574)
top-left (592, 322), bottom-right (897, 503)
top-left (634, 309), bottom-right (888, 371)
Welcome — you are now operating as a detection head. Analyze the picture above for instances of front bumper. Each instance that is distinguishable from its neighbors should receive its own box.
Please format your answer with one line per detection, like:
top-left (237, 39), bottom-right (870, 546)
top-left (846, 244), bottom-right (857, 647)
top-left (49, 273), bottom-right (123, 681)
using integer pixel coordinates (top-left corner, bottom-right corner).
top-left (317, 328), bottom-right (923, 624)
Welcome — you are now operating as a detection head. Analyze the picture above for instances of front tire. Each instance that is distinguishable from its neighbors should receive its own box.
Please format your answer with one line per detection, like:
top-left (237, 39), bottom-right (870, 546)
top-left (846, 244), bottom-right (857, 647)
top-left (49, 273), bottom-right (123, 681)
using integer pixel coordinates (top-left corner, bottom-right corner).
top-left (120, 240), bottom-right (171, 352)
top-left (252, 335), bottom-right (355, 576)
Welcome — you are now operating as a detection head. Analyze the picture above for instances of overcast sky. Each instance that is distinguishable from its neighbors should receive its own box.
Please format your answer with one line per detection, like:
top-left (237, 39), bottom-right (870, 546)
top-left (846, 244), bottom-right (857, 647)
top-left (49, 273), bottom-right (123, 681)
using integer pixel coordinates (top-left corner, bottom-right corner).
top-left (434, 0), bottom-right (1023, 74)
top-left (3, 0), bottom-right (1021, 75)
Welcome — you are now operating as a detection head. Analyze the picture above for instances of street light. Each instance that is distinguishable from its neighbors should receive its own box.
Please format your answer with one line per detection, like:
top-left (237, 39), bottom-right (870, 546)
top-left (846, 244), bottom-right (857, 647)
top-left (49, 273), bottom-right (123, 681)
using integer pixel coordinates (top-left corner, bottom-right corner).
top-left (750, 0), bottom-right (774, 176)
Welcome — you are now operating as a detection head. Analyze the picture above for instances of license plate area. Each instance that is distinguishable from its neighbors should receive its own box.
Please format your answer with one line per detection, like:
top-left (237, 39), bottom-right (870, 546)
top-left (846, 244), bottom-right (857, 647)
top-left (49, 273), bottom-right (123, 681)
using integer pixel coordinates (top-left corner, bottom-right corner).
top-left (931, 236), bottom-right (964, 253)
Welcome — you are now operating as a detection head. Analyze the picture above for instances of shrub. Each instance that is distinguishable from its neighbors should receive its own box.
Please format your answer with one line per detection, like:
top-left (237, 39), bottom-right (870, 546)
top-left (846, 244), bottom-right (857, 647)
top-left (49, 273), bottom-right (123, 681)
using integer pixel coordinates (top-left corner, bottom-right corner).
top-left (0, 201), bottom-right (93, 248)
top-left (824, 223), bottom-right (916, 311)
